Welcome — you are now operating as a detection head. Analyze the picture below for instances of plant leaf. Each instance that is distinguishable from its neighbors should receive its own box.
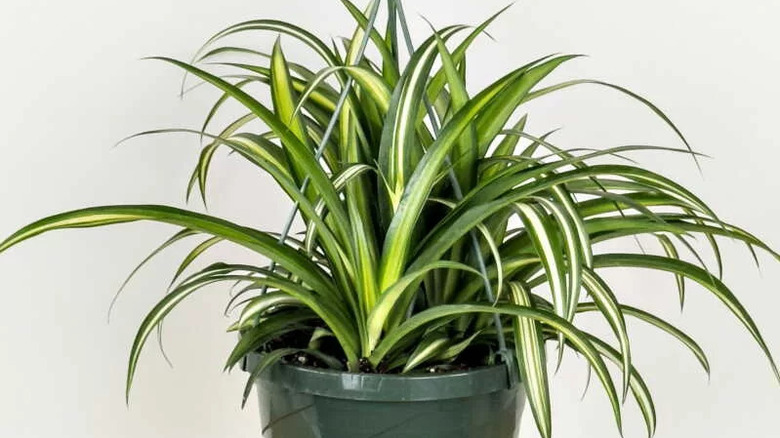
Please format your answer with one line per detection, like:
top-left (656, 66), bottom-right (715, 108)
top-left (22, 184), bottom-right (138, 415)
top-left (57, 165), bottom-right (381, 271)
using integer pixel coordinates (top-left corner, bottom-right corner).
top-left (108, 228), bottom-right (197, 322)
top-left (368, 260), bottom-right (481, 350)
top-left (509, 282), bottom-right (552, 438)
top-left (578, 302), bottom-right (710, 376)
top-left (370, 303), bottom-right (623, 434)
top-left (655, 234), bottom-right (686, 310)
top-left (594, 253), bottom-right (779, 381)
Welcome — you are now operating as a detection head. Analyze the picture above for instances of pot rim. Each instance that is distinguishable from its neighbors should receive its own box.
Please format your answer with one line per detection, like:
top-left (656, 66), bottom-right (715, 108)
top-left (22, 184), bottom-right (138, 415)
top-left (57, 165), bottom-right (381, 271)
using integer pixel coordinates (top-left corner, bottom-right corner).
top-left (246, 354), bottom-right (515, 402)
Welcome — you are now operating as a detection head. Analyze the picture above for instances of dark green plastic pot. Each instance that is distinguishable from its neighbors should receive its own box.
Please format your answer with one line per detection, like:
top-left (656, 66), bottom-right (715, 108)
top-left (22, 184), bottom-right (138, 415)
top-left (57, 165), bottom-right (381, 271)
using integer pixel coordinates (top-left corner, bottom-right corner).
top-left (246, 355), bottom-right (525, 438)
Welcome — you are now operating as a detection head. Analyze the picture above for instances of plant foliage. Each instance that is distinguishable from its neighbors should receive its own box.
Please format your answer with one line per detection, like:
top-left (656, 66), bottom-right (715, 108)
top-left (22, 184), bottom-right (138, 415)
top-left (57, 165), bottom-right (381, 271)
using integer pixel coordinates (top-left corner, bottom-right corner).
top-left (1, 1), bottom-right (778, 436)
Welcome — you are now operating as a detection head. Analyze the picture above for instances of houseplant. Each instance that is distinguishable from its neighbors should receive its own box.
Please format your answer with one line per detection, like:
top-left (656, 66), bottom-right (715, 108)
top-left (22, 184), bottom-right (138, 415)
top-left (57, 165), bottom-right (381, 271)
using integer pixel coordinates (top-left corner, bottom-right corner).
top-left (1, 0), bottom-right (778, 436)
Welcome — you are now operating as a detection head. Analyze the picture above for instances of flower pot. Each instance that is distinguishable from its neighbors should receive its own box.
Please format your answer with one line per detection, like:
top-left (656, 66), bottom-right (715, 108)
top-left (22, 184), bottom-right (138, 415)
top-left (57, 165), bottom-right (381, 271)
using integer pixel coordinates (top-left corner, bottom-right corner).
top-left (246, 355), bottom-right (526, 438)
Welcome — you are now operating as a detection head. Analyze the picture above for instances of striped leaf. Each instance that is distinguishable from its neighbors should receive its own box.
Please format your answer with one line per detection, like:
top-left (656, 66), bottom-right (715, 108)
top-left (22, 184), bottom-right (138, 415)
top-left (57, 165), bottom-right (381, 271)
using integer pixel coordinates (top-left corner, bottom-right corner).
top-left (368, 261), bottom-right (481, 350)
top-left (108, 228), bottom-right (197, 321)
top-left (514, 203), bottom-right (568, 324)
top-left (594, 253), bottom-right (779, 381)
top-left (578, 302), bottom-right (710, 376)
top-left (370, 303), bottom-right (623, 434)
top-left (655, 234), bottom-right (687, 310)
top-left (509, 282), bottom-right (552, 438)
top-left (581, 268), bottom-right (631, 398)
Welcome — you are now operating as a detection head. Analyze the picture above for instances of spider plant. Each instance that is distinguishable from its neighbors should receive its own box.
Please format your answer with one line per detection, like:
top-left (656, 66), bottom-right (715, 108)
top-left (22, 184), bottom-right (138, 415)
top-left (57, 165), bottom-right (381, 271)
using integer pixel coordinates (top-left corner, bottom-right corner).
top-left (1, 1), bottom-right (777, 437)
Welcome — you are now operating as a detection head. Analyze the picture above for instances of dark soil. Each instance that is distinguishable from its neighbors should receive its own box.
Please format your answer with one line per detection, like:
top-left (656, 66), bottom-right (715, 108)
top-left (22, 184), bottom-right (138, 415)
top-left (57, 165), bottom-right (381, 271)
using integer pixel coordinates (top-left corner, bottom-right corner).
top-left (262, 330), bottom-right (496, 375)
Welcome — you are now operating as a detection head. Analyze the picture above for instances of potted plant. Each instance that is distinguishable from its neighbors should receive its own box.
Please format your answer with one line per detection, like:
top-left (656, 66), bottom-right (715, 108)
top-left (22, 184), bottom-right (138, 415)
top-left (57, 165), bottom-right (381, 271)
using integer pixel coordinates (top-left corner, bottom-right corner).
top-left (1, 0), bottom-right (777, 437)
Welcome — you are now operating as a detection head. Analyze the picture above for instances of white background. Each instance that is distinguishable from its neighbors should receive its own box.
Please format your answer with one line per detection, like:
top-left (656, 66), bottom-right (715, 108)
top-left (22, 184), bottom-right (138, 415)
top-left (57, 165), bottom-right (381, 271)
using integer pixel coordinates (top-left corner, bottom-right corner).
top-left (1, 1), bottom-right (779, 437)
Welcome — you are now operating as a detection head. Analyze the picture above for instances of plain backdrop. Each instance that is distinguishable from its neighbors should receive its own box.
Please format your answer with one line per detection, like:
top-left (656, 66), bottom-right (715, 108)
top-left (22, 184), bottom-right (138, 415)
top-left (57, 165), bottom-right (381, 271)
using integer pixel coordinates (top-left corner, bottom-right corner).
top-left (1, 1), bottom-right (779, 437)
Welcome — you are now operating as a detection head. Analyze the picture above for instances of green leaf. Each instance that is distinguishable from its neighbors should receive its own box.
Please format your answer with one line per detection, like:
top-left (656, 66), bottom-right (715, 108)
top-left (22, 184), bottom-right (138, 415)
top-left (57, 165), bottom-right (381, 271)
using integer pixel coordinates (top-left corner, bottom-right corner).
top-left (235, 292), bottom-right (303, 330)
top-left (125, 267), bottom-right (356, 401)
top-left (484, 115), bottom-right (528, 179)
top-left (581, 268), bottom-right (631, 399)
top-left (427, 197), bottom-right (505, 306)
top-left (128, 272), bottom-right (248, 402)
top-left (378, 26), bottom-right (465, 207)
top-left (226, 309), bottom-right (317, 371)
top-left (192, 19), bottom-right (341, 74)
top-left (436, 332), bottom-right (480, 362)
top-left (241, 348), bottom-right (345, 408)
top-left (338, 0), bottom-right (400, 84)
top-left (402, 331), bottom-right (450, 373)
top-left (0, 206), bottom-right (362, 380)
top-left (509, 282), bottom-right (552, 438)
top-left (108, 228), bottom-right (197, 322)
top-left (454, 255), bottom-right (541, 304)
top-left (368, 261), bottom-right (481, 350)
top-left (514, 203), bottom-right (568, 324)
top-left (188, 113), bottom-right (261, 206)
top-left (594, 253), bottom-right (779, 381)
top-left (370, 303), bottom-right (623, 434)
top-left (148, 57), bottom-right (353, 244)
top-left (414, 162), bottom-right (718, 273)
top-left (199, 78), bottom-right (258, 146)
top-left (578, 302), bottom-right (710, 376)
top-left (426, 4), bottom-right (514, 102)
top-left (234, 275), bottom-right (359, 362)
top-left (132, 129), bottom-right (356, 295)
top-left (235, 275), bottom-right (352, 335)
top-left (295, 65), bottom-right (392, 117)
top-left (533, 194), bottom-right (589, 322)
top-left (475, 55), bottom-right (582, 155)
top-left (527, 79), bottom-right (700, 169)
top-left (655, 234), bottom-right (686, 310)
top-left (270, 39), bottom-right (314, 194)
top-left (0, 205), bottom-right (340, 317)
top-left (433, 28), bottom-right (478, 190)
top-left (168, 236), bottom-right (222, 289)
top-left (241, 348), bottom-right (298, 407)
top-left (556, 330), bottom-right (657, 438)
top-left (589, 214), bottom-right (780, 264)
top-left (379, 55), bottom-right (577, 292)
